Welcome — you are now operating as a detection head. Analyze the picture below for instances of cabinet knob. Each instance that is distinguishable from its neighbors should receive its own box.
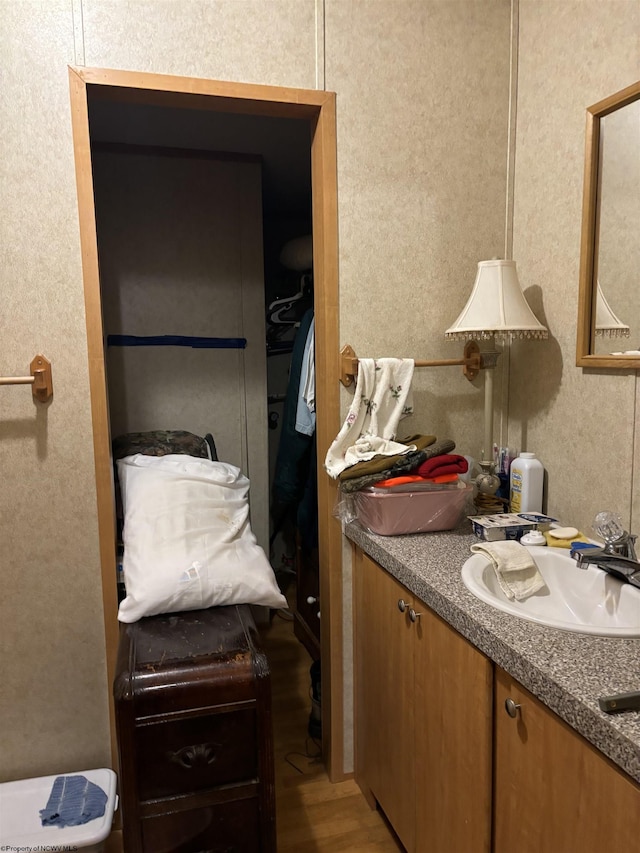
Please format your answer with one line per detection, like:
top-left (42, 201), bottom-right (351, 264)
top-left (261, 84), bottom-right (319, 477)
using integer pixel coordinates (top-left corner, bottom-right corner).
top-left (307, 596), bottom-right (318, 605)
top-left (505, 698), bottom-right (522, 718)
top-left (409, 608), bottom-right (422, 623)
top-left (398, 599), bottom-right (408, 613)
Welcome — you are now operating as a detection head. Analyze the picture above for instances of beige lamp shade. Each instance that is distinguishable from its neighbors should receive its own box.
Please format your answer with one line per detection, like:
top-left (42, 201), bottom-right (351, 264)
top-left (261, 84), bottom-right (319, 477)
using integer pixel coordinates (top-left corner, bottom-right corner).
top-left (595, 281), bottom-right (630, 337)
top-left (445, 260), bottom-right (548, 341)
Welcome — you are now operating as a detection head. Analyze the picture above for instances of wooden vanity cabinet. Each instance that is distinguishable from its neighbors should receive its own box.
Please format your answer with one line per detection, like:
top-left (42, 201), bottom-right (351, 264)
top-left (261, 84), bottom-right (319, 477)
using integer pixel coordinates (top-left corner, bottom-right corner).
top-left (354, 548), bottom-right (417, 849)
top-left (354, 548), bottom-right (640, 853)
top-left (353, 549), bottom-right (492, 853)
top-left (494, 667), bottom-right (640, 852)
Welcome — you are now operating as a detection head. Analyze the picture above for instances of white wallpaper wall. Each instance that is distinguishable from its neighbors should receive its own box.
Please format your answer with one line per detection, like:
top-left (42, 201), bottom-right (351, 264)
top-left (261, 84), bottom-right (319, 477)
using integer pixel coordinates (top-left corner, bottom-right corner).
top-left (510, 0), bottom-right (639, 535)
top-left (1, 0), bottom-right (637, 780)
top-left (93, 150), bottom-right (270, 553)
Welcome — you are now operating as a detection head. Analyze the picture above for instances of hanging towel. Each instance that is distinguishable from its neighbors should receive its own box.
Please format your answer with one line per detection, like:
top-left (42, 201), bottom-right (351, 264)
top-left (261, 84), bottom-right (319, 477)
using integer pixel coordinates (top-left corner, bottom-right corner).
top-left (470, 541), bottom-right (547, 601)
top-left (40, 775), bottom-right (108, 828)
top-left (324, 357), bottom-right (415, 478)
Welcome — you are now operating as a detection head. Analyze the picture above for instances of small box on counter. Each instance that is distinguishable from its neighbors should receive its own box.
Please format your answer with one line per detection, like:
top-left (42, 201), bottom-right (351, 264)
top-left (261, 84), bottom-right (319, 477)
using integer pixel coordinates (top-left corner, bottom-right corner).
top-left (469, 512), bottom-right (558, 541)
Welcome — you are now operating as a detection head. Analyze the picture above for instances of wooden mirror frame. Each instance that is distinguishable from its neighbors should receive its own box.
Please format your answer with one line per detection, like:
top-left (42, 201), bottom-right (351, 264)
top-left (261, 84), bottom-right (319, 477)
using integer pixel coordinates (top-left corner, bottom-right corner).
top-left (576, 80), bottom-right (640, 369)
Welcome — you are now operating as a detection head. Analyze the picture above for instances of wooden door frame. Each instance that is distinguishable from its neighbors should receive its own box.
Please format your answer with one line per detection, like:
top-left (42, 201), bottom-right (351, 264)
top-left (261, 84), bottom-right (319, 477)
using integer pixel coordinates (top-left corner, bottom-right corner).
top-left (68, 67), bottom-right (344, 779)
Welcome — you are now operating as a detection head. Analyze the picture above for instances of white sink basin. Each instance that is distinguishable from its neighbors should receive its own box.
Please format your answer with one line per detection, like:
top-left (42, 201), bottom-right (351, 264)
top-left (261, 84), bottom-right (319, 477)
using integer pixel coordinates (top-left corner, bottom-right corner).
top-left (461, 545), bottom-right (640, 637)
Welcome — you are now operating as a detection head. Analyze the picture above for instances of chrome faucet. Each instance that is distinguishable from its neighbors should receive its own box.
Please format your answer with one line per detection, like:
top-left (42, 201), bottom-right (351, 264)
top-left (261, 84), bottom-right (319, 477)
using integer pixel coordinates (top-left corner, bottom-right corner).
top-left (574, 549), bottom-right (640, 587)
top-left (572, 512), bottom-right (640, 588)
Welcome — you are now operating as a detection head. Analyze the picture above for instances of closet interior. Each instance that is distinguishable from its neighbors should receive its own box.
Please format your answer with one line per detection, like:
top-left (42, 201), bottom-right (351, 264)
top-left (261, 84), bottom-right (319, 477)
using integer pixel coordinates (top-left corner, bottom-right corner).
top-left (88, 91), bottom-right (321, 720)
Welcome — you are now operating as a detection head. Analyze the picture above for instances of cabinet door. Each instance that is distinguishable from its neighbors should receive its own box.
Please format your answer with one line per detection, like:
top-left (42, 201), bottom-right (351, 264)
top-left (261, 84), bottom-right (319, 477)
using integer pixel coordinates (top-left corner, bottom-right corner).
top-left (415, 609), bottom-right (492, 853)
top-left (354, 550), bottom-right (416, 852)
top-left (494, 667), bottom-right (640, 852)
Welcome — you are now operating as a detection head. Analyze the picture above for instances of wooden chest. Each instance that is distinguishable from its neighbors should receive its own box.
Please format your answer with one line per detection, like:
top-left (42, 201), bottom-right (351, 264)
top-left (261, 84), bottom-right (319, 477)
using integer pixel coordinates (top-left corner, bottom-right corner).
top-left (113, 605), bottom-right (276, 853)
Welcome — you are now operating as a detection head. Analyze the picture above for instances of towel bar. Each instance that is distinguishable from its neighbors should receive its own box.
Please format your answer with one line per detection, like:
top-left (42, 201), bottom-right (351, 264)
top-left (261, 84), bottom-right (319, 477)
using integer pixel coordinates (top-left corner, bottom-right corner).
top-left (0, 354), bottom-right (53, 401)
top-left (339, 342), bottom-right (482, 387)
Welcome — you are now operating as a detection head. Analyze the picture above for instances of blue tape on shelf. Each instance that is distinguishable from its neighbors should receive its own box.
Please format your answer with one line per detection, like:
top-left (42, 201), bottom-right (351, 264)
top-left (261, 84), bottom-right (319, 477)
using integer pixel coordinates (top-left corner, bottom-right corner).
top-left (107, 335), bottom-right (247, 349)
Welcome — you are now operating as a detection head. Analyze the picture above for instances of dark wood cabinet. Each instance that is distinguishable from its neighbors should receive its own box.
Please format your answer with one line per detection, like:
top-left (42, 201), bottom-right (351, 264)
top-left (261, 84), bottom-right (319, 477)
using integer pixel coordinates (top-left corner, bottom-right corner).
top-left (114, 605), bottom-right (276, 852)
top-left (294, 536), bottom-right (320, 660)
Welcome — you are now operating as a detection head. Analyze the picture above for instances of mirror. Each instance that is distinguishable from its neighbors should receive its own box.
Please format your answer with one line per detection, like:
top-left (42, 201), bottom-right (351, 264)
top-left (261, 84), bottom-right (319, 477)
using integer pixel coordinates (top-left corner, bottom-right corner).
top-left (576, 80), bottom-right (640, 368)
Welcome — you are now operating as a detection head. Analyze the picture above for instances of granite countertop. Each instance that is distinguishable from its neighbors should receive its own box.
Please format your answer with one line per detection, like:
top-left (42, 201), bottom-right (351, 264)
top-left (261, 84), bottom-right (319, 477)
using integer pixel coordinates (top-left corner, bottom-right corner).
top-left (345, 520), bottom-right (640, 784)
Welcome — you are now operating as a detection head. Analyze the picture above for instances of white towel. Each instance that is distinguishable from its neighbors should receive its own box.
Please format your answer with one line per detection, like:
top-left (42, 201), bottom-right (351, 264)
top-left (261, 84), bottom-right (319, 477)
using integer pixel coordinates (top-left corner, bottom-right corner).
top-left (324, 357), bottom-right (415, 478)
top-left (344, 436), bottom-right (416, 467)
top-left (470, 541), bottom-right (547, 601)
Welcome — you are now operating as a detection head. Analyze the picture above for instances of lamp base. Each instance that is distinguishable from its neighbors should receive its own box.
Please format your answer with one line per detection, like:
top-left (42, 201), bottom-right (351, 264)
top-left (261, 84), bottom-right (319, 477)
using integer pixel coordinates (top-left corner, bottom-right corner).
top-left (474, 493), bottom-right (507, 514)
top-left (474, 461), bottom-right (508, 514)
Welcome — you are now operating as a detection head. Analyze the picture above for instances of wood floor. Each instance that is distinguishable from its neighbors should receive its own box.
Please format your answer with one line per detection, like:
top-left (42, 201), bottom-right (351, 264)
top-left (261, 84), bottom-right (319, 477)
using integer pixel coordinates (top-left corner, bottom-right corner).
top-left (261, 606), bottom-right (403, 852)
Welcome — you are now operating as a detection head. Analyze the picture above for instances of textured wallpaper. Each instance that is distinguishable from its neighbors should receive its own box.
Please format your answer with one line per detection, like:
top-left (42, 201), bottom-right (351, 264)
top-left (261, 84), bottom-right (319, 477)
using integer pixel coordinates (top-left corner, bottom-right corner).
top-left (510, 0), bottom-right (639, 535)
top-left (1, 0), bottom-right (637, 782)
top-left (0, 1), bottom-right (111, 781)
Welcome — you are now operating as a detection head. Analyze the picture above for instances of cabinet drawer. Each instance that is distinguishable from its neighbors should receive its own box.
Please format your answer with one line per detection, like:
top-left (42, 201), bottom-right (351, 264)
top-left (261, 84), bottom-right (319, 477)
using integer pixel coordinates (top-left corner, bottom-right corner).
top-left (136, 708), bottom-right (257, 800)
top-left (141, 798), bottom-right (260, 852)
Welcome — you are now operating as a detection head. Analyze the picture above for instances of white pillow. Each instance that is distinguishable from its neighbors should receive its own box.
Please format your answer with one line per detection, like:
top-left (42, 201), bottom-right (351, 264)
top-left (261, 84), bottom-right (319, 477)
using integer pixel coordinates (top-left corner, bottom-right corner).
top-left (117, 454), bottom-right (287, 623)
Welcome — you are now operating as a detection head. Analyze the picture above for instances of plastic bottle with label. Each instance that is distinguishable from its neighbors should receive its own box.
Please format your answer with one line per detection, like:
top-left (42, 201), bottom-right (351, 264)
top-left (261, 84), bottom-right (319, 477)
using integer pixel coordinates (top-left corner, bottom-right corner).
top-left (510, 452), bottom-right (544, 513)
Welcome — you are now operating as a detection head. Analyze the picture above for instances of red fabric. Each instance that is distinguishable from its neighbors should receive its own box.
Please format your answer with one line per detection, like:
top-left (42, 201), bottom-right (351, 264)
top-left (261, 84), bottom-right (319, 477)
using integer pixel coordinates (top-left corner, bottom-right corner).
top-left (375, 473), bottom-right (459, 488)
top-left (412, 454), bottom-right (468, 478)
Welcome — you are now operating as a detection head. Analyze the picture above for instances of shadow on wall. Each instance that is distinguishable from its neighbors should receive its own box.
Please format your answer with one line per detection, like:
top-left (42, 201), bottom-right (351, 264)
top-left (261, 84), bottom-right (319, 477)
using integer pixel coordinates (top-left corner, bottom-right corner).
top-left (0, 403), bottom-right (50, 460)
top-left (508, 284), bottom-right (563, 451)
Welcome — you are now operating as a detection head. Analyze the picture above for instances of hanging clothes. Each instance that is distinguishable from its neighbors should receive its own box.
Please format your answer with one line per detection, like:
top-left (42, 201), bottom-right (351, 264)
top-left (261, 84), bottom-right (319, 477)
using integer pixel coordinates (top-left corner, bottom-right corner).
top-left (271, 308), bottom-right (315, 549)
top-left (295, 316), bottom-right (315, 437)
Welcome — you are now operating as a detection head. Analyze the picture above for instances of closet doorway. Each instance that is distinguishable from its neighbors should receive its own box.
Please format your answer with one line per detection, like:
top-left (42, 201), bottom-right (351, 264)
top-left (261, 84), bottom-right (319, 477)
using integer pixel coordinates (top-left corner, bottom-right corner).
top-left (69, 67), bottom-right (343, 779)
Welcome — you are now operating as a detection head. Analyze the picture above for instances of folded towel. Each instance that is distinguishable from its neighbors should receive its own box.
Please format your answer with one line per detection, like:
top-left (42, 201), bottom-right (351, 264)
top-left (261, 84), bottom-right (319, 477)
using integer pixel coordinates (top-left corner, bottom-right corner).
top-left (324, 357), bottom-right (415, 478)
top-left (344, 435), bottom-right (416, 467)
top-left (339, 434), bottom-right (436, 481)
top-left (339, 437), bottom-right (456, 493)
top-left (374, 473), bottom-right (459, 488)
top-left (413, 453), bottom-right (468, 478)
top-left (40, 775), bottom-right (107, 828)
top-left (470, 541), bottom-right (547, 601)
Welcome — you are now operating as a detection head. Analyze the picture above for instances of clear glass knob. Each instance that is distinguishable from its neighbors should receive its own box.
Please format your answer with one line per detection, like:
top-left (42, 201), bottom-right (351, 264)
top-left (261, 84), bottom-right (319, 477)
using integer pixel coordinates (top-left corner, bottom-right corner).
top-left (592, 511), bottom-right (625, 544)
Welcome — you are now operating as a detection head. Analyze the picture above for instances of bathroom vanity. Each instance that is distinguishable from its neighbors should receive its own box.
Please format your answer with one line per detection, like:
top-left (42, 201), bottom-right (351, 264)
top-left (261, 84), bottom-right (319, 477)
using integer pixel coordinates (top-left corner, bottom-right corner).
top-left (347, 522), bottom-right (640, 853)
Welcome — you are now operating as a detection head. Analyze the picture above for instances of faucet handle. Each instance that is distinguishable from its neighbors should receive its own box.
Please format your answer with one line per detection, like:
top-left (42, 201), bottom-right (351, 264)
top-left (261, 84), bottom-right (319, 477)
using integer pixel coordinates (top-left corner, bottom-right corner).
top-left (592, 511), bottom-right (637, 560)
top-left (592, 511), bottom-right (626, 544)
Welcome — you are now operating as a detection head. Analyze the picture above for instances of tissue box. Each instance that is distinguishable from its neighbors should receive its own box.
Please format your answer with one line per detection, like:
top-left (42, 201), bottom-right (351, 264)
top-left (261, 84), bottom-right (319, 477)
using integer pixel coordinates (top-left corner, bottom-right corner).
top-left (469, 513), bottom-right (538, 541)
top-left (354, 482), bottom-right (472, 536)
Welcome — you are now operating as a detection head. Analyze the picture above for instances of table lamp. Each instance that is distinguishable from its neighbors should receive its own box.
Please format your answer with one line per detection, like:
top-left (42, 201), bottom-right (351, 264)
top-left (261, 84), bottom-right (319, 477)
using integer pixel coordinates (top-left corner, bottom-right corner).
top-left (445, 259), bottom-right (548, 468)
